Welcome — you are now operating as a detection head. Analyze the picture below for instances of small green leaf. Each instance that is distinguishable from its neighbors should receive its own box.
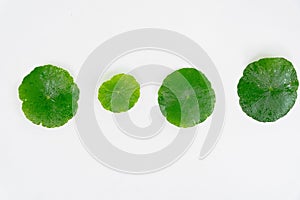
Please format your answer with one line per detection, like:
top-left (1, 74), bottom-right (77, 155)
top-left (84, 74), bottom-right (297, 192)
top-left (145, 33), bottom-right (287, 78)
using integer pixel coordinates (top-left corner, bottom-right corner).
top-left (237, 57), bottom-right (299, 122)
top-left (98, 73), bottom-right (140, 113)
top-left (158, 68), bottom-right (215, 128)
top-left (18, 65), bottom-right (80, 128)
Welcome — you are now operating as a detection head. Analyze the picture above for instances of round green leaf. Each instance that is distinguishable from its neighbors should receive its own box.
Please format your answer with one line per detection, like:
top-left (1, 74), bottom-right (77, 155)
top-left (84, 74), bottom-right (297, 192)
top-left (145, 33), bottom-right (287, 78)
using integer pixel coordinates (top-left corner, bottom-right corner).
top-left (98, 73), bottom-right (140, 113)
top-left (18, 65), bottom-right (80, 128)
top-left (237, 57), bottom-right (299, 122)
top-left (158, 68), bottom-right (216, 128)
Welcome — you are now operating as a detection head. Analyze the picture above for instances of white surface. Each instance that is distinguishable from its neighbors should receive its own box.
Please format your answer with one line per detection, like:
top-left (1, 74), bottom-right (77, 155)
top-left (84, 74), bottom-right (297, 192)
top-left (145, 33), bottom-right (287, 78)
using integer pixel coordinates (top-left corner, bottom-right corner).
top-left (1, 0), bottom-right (300, 199)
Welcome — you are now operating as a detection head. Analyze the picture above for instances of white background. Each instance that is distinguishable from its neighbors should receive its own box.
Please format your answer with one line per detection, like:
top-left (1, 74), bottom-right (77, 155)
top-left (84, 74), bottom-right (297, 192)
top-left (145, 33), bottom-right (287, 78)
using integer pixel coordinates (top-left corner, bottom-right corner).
top-left (1, 0), bottom-right (300, 199)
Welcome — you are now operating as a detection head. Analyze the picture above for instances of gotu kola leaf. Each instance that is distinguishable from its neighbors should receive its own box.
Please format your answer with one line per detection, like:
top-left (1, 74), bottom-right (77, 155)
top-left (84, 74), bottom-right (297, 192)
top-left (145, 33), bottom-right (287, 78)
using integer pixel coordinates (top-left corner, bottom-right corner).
top-left (158, 68), bottom-right (216, 128)
top-left (18, 65), bottom-right (79, 128)
top-left (98, 73), bottom-right (140, 113)
top-left (237, 57), bottom-right (299, 122)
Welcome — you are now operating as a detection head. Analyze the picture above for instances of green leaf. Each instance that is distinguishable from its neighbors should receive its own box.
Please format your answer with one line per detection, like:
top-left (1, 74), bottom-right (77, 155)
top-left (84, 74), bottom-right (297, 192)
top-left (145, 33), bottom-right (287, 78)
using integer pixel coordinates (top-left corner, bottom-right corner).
top-left (158, 68), bottom-right (215, 128)
top-left (98, 73), bottom-right (140, 113)
top-left (18, 65), bottom-right (80, 128)
top-left (237, 57), bottom-right (299, 122)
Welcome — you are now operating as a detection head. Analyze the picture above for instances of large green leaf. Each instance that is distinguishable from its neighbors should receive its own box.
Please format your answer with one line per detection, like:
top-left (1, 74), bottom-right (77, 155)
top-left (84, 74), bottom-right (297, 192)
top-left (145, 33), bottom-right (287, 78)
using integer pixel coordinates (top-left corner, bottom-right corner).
top-left (18, 65), bottom-right (80, 128)
top-left (158, 68), bottom-right (215, 128)
top-left (98, 73), bottom-right (140, 113)
top-left (238, 57), bottom-right (299, 122)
